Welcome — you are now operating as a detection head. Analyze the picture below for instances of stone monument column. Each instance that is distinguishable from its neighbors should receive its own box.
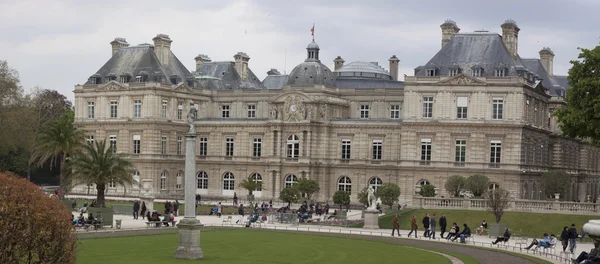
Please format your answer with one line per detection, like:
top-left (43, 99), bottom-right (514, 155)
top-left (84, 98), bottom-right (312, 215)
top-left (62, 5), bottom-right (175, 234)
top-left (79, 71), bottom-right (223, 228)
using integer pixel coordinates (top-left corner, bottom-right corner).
top-left (174, 104), bottom-right (204, 260)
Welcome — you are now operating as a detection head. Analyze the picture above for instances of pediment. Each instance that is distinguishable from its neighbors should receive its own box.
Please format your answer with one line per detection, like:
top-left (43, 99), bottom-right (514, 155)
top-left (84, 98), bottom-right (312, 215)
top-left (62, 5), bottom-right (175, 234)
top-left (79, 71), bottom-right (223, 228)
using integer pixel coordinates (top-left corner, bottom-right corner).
top-left (173, 83), bottom-right (193, 93)
top-left (271, 91), bottom-right (313, 103)
top-left (438, 74), bottom-right (486, 86)
top-left (97, 81), bottom-right (128, 91)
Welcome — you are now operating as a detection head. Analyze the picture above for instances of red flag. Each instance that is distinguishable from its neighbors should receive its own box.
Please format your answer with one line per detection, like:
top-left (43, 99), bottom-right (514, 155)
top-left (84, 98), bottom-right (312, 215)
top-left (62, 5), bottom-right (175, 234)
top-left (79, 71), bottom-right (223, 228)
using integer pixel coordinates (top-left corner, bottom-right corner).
top-left (310, 25), bottom-right (314, 36)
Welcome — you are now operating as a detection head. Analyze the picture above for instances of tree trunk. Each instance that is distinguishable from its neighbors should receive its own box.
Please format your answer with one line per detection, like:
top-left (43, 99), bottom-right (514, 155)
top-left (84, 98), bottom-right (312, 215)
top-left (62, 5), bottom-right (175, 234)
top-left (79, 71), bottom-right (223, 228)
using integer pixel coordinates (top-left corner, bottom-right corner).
top-left (495, 213), bottom-right (502, 223)
top-left (58, 154), bottom-right (66, 200)
top-left (96, 184), bottom-right (106, 208)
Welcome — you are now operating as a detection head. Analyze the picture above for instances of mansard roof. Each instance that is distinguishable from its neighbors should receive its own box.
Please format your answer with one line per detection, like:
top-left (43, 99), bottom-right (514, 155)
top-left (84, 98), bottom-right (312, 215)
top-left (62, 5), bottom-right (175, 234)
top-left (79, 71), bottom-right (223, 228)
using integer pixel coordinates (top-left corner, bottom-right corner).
top-left (194, 61), bottom-right (264, 90)
top-left (86, 44), bottom-right (193, 85)
top-left (522, 59), bottom-right (567, 96)
top-left (263, 75), bottom-right (289, 89)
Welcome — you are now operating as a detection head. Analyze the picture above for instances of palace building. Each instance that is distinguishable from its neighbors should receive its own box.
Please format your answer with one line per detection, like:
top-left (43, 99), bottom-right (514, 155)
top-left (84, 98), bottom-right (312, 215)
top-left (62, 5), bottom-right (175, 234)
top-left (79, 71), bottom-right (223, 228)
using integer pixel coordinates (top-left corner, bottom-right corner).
top-left (72, 20), bottom-right (600, 203)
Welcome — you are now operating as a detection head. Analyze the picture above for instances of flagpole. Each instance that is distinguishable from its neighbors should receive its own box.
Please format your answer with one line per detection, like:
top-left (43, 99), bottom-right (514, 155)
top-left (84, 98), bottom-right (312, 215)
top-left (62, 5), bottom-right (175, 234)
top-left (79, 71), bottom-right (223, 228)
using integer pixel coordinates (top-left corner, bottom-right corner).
top-left (312, 23), bottom-right (315, 41)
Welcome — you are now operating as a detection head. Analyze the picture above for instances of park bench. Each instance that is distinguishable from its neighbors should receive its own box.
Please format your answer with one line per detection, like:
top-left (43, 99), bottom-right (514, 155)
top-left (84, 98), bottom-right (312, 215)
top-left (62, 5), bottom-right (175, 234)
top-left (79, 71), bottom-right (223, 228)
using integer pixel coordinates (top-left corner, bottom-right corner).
top-left (306, 218), bottom-right (321, 224)
top-left (145, 220), bottom-right (178, 228)
top-left (222, 215), bottom-right (232, 224)
top-left (78, 221), bottom-right (103, 231)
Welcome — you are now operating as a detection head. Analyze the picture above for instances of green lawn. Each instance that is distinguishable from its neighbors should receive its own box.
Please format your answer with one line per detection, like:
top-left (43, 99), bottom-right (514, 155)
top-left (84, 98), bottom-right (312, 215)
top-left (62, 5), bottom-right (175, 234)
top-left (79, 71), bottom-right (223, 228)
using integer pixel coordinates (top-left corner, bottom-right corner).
top-left (376, 209), bottom-right (596, 239)
top-left (78, 229), bottom-right (459, 264)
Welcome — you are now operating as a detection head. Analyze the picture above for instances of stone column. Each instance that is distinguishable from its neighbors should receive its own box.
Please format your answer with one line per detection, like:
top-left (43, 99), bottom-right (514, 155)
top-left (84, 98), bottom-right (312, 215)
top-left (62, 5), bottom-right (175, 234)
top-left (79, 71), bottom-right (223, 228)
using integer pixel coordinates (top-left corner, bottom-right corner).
top-left (174, 133), bottom-right (204, 259)
top-left (579, 182), bottom-right (587, 202)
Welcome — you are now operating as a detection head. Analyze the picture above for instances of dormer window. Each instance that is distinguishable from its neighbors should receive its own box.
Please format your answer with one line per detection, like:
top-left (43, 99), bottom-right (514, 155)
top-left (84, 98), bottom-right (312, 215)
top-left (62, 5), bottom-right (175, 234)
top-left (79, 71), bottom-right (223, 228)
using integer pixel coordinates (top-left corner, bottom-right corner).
top-left (425, 69), bottom-right (437, 77)
top-left (449, 69), bottom-right (460, 77)
top-left (105, 76), bottom-right (115, 83)
top-left (89, 77), bottom-right (98, 84)
top-left (119, 75), bottom-right (130, 83)
top-left (494, 68), bottom-right (507, 77)
top-left (472, 68), bottom-right (483, 77)
top-left (135, 76), bottom-right (143, 83)
top-left (170, 75), bottom-right (180, 85)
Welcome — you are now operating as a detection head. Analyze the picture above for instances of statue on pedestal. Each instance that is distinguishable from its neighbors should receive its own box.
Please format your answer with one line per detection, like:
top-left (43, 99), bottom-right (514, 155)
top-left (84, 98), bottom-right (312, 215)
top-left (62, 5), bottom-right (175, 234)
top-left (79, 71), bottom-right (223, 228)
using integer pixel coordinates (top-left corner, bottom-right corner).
top-left (367, 186), bottom-right (377, 211)
top-left (187, 103), bottom-right (197, 134)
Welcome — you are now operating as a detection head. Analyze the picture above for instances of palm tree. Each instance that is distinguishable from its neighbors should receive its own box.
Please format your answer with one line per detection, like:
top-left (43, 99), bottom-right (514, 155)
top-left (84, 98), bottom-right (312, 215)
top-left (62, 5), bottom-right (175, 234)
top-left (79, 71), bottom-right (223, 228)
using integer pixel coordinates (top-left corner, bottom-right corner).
top-left (30, 112), bottom-right (83, 199)
top-left (239, 178), bottom-right (262, 201)
top-left (70, 140), bottom-right (133, 208)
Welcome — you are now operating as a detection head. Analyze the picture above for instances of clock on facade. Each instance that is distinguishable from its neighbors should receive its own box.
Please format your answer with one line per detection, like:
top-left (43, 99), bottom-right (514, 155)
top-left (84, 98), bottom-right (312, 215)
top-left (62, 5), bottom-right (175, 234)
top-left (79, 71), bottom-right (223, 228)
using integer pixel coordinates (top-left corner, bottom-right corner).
top-left (290, 104), bottom-right (297, 112)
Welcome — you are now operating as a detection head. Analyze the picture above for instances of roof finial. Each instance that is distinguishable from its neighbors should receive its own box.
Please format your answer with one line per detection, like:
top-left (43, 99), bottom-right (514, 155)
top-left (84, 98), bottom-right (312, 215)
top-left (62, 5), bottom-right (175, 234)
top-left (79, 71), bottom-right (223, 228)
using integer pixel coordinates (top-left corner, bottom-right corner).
top-left (310, 23), bottom-right (315, 41)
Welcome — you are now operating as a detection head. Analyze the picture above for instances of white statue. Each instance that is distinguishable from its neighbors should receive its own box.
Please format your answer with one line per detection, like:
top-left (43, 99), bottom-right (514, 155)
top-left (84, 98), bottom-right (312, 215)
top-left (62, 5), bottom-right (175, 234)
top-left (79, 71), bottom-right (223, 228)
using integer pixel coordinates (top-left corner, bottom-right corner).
top-left (367, 186), bottom-right (377, 211)
top-left (187, 102), bottom-right (197, 134)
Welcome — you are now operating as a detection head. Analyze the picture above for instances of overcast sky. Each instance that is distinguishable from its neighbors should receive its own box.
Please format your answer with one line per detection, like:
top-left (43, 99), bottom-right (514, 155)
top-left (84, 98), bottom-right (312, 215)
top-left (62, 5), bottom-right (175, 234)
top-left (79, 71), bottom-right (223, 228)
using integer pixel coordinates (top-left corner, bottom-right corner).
top-left (1, 0), bottom-right (599, 102)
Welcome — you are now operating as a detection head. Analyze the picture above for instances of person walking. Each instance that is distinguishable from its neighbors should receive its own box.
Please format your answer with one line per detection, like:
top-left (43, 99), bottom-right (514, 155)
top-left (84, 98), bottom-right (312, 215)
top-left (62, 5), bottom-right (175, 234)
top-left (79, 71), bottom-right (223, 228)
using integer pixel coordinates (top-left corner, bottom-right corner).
top-left (174, 200), bottom-right (180, 216)
top-left (568, 224), bottom-right (578, 253)
top-left (430, 214), bottom-right (437, 239)
top-left (422, 213), bottom-right (430, 238)
top-left (408, 216), bottom-right (418, 238)
top-left (217, 202), bottom-right (223, 218)
top-left (233, 192), bottom-right (238, 206)
top-left (140, 201), bottom-right (147, 220)
top-left (439, 214), bottom-right (447, 238)
top-left (133, 201), bottom-right (140, 220)
top-left (391, 214), bottom-right (401, 236)
top-left (560, 226), bottom-right (569, 252)
top-left (236, 204), bottom-right (245, 224)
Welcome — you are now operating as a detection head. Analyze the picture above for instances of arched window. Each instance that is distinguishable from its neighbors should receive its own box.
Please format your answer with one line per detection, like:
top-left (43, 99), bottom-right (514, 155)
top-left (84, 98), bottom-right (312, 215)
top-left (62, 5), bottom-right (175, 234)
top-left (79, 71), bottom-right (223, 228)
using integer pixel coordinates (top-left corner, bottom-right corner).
top-left (284, 174), bottom-right (298, 188)
top-left (418, 179), bottom-right (431, 186)
top-left (369, 177), bottom-right (383, 190)
top-left (249, 173), bottom-right (262, 191)
top-left (132, 170), bottom-right (140, 187)
top-left (489, 183), bottom-right (500, 190)
top-left (197, 171), bottom-right (208, 189)
top-left (160, 171), bottom-right (168, 190)
top-left (287, 135), bottom-right (300, 158)
top-left (338, 176), bottom-right (352, 192)
top-left (223, 172), bottom-right (235, 190)
top-left (176, 171), bottom-right (183, 190)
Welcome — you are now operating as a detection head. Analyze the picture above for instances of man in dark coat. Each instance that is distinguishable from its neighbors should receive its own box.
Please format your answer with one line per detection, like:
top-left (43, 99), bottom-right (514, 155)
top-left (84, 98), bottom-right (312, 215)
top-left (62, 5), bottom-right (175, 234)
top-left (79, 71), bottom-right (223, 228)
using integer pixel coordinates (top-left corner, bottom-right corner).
top-left (174, 200), bottom-right (180, 216)
top-left (422, 213), bottom-right (430, 238)
top-left (439, 214), bottom-right (447, 238)
top-left (133, 201), bottom-right (140, 220)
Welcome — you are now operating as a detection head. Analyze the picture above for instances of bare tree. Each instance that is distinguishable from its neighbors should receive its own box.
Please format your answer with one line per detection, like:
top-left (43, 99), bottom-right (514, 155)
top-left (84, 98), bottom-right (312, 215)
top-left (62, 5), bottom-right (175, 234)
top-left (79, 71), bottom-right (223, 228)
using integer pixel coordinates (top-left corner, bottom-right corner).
top-left (484, 188), bottom-right (511, 223)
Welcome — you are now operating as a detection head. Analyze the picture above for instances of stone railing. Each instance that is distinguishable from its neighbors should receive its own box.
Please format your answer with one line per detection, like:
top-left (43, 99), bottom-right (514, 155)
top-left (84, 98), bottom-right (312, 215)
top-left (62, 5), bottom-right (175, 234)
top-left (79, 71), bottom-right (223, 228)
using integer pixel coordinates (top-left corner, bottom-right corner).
top-left (415, 196), bottom-right (599, 215)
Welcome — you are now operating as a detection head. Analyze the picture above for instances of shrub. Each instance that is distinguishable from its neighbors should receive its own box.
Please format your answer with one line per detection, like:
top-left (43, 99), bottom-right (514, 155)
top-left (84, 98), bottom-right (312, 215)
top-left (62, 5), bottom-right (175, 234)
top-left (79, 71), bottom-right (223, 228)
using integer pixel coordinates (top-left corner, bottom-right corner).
top-left (376, 183), bottom-right (401, 208)
top-left (0, 172), bottom-right (77, 263)
top-left (466, 174), bottom-right (490, 197)
top-left (444, 175), bottom-right (466, 197)
top-left (419, 184), bottom-right (436, 197)
top-left (333, 190), bottom-right (351, 210)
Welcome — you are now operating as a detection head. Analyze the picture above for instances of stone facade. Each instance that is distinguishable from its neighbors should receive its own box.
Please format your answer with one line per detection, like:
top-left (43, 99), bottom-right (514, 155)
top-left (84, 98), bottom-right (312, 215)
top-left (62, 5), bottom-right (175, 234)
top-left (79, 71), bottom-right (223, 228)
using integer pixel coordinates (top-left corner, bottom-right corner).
top-left (72, 22), bottom-right (600, 204)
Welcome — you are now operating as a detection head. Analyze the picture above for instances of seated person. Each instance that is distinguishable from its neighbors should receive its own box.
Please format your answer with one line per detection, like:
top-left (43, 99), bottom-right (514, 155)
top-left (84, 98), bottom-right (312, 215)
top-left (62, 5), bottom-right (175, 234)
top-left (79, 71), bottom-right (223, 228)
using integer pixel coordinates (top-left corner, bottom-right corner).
top-left (451, 224), bottom-right (471, 243)
top-left (492, 228), bottom-right (511, 245)
top-left (574, 244), bottom-right (600, 264)
top-left (162, 214), bottom-right (171, 226)
top-left (476, 220), bottom-right (488, 235)
top-left (209, 205), bottom-right (218, 215)
top-left (86, 213), bottom-right (95, 224)
top-left (260, 214), bottom-right (267, 223)
top-left (446, 223), bottom-right (458, 240)
top-left (524, 233), bottom-right (555, 250)
top-left (246, 214), bottom-right (259, 227)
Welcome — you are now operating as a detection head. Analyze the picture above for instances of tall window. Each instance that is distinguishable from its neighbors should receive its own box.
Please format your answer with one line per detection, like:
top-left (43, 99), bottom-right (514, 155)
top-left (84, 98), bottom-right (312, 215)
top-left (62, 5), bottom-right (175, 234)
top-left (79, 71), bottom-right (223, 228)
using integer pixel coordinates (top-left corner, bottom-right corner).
top-left (455, 139), bottom-right (466, 164)
top-left (161, 136), bottom-right (167, 154)
top-left (253, 138), bottom-right (262, 157)
top-left (225, 137), bottom-right (234, 156)
top-left (135, 76), bottom-right (143, 83)
top-left (420, 138), bottom-right (431, 164)
top-left (177, 136), bottom-right (183, 155)
top-left (341, 139), bottom-right (351, 160)
top-left (360, 105), bottom-right (369, 119)
top-left (247, 104), bottom-right (256, 118)
top-left (110, 101), bottom-right (118, 119)
top-left (199, 137), bottom-right (208, 156)
top-left (286, 135), bottom-right (299, 158)
top-left (160, 171), bottom-right (168, 190)
top-left (86, 135), bottom-right (94, 145)
top-left (223, 172), bottom-right (235, 190)
top-left (490, 140), bottom-right (502, 167)
top-left (449, 69), bottom-right (458, 76)
top-left (197, 171), bottom-right (208, 189)
top-left (87, 102), bottom-right (95, 119)
top-left (133, 135), bottom-right (141, 154)
top-left (284, 174), bottom-right (298, 188)
top-left (492, 98), bottom-right (504, 120)
top-left (494, 69), bottom-right (506, 77)
top-left (390, 104), bottom-right (400, 119)
top-left (177, 102), bottom-right (183, 120)
top-left (222, 105), bottom-right (230, 118)
top-left (372, 140), bottom-right (382, 160)
top-left (472, 68), bottom-right (482, 77)
top-left (456, 96), bottom-right (468, 119)
top-left (109, 135), bottom-right (117, 153)
top-left (423, 96), bottom-right (433, 118)
top-left (176, 171), bottom-right (183, 190)
top-left (369, 177), bottom-right (383, 190)
top-left (162, 100), bottom-right (168, 119)
top-left (250, 173), bottom-right (262, 191)
top-left (133, 99), bottom-right (142, 118)
top-left (119, 76), bottom-right (129, 83)
top-left (338, 176), bottom-right (352, 192)
top-left (108, 181), bottom-right (116, 188)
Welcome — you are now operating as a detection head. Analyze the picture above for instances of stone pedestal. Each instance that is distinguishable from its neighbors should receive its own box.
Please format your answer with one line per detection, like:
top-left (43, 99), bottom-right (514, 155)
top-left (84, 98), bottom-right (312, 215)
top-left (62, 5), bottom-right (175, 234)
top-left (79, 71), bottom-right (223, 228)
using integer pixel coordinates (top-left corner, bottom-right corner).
top-left (140, 196), bottom-right (154, 213)
top-left (363, 210), bottom-right (380, 229)
top-left (174, 218), bottom-right (204, 259)
top-left (583, 220), bottom-right (600, 245)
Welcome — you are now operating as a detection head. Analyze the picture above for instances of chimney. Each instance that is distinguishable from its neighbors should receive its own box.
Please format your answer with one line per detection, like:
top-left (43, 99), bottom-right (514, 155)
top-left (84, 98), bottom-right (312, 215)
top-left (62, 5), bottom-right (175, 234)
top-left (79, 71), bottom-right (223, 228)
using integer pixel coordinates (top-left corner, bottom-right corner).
top-left (234, 52), bottom-right (250, 80)
top-left (440, 19), bottom-right (460, 48)
top-left (110, 37), bottom-right (129, 56)
top-left (333, 56), bottom-right (345, 70)
top-left (267, 68), bottom-right (281, 76)
top-left (194, 54), bottom-right (212, 71)
top-left (152, 34), bottom-right (173, 65)
top-left (501, 19), bottom-right (520, 58)
top-left (539, 47), bottom-right (555, 76)
top-left (389, 55), bottom-right (400, 81)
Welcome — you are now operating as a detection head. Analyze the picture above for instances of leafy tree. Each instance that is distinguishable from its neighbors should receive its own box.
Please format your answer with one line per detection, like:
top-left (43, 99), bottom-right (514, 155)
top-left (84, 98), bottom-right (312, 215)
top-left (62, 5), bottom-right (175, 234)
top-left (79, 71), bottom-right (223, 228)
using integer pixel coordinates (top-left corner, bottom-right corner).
top-left (0, 171), bottom-right (77, 263)
top-left (375, 183), bottom-right (401, 208)
top-left (357, 187), bottom-right (369, 206)
top-left (484, 188), bottom-right (511, 223)
top-left (296, 179), bottom-right (320, 200)
top-left (419, 184), bottom-right (436, 197)
top-left (466, 174), bottom-right (490, 197)
top-left (333, 190), bottom-right (350, 211)
top-left (554, 45), bottom-right (600, 146)
top-left (540, 170), bottom-right (571, 198)
top-left (239, 178), bottom-right (262, 196)
top-left (445, 175), bottom-right (467, 197)
top-left (279, 187), bottom-right (300, 207)
top-left (70, 140), bottom-right (133, 208)
top-left (31, 111), bottom-right (84, 199)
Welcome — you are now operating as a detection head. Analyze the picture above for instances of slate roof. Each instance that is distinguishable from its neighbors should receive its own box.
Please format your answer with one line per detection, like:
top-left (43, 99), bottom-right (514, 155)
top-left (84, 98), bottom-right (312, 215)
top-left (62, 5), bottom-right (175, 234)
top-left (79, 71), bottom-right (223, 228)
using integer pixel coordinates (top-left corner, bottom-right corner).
top-left (522, 59), bottom-right (567, 96)
top-left (85, 44), bottom-right (194, 85)
top-left (335, 61), bottom-right (392, 80)
top-left (336, 79), bottom-right (404, 89)
top-left (287, 61), bottom-right (337, 87)
top-left (263, 75), bottom-right (289, 89)
top-left (194, 61), bottom-right (264, 89)
top-left (415, 32), bottom-right (527, 77)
